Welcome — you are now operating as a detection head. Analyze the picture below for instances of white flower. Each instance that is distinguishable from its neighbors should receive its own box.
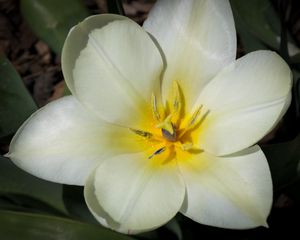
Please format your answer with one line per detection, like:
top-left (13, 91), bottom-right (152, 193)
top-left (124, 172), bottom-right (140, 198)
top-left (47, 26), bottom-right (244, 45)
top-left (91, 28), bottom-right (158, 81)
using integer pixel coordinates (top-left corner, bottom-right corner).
top-left (7, 0), bottom-right (291, 234)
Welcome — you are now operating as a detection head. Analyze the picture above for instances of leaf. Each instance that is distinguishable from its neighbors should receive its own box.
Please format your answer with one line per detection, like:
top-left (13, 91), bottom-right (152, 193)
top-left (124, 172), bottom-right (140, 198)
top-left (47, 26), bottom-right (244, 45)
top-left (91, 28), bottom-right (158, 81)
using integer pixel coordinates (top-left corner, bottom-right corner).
top-left (291, 53), bottom-right (300, 64)
top-left (0, 55), bottom-right (37, 139)
top-left (164, 218), bottom-right (182, 240)
top-left (20, 0), bottom-right (90, 55)
top-left (291, 53), bottom-right (300, 71)
top-left (230, 0), bottom-right (280, 50)
top-left (262, 134), bottom-right (300, 190)
top-left (63, 83), bottom-right (72, 96)
top-left (235, 21), bottom-right (268, 53)
top-left (107, 0), bottom-right (125, 15)
top-left (63, 185), bottom-right (97, 223)
top-left (0, 156), bottom-right (66, 214)
top-left (0, 194), bottom-right (66, 216)
top-left (0, 210), bottom-right (136, 240)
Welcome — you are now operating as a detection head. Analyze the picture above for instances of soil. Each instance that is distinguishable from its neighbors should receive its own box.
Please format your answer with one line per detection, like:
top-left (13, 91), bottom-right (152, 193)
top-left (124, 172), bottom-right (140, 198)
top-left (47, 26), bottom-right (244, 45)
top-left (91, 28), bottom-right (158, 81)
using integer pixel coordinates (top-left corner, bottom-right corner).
top-left (0, 0), bottom-right (156, 107)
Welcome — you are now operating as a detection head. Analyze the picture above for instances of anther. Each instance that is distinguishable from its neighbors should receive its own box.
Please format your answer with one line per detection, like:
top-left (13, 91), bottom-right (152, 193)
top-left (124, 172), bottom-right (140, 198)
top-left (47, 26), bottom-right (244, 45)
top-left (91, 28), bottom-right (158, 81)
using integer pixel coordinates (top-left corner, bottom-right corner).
top-left (151, 93), bottom-right (161, 121)
top-left (187, 105), bottom-right (203, 128)
top-left (172, 81), bottom-right (181, 113)
top-left (169, 81), bottom-right (183, 125)
top-left (177, 106), bottom-right (210, 139)
top-left (148, 147), bottom-right (166, 159)
top-left (130, 128), bottom-right (153, 139)
top-left (162, 124), bottom-right (177, 142)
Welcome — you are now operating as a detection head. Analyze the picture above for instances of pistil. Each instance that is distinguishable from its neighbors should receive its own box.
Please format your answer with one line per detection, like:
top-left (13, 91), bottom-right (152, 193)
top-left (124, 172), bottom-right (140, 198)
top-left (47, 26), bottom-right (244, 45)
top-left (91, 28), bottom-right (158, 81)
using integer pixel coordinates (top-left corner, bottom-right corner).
top-left (131, 81), bottom-right (209, 161)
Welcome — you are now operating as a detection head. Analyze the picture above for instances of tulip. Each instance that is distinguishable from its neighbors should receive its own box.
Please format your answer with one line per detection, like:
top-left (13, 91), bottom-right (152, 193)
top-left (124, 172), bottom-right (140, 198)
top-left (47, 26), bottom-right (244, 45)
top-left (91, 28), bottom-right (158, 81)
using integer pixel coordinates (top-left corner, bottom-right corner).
top-left (7, 0), bottom-right (292, 234)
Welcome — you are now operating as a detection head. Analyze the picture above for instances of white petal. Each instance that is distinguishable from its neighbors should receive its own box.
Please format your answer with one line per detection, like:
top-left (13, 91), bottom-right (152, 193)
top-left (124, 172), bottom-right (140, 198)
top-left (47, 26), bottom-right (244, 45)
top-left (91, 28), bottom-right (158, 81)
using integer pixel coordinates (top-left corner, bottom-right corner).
top-left (178, 146), bottom-right (272, 229)
top-left (197, 51), bottom-right (292, 155)
top-left (85, 169), bottom-right (148, 234)
top-left (84, 152), bottom-right (185, 233)
top-left (143, 0), bottom-right (236, 112)
top-left (7, 97), bottom-right (145, 185)
top-left (68, 16), bottom-right (163, 127)
top-left (62, 14), bottom-right (128, 93)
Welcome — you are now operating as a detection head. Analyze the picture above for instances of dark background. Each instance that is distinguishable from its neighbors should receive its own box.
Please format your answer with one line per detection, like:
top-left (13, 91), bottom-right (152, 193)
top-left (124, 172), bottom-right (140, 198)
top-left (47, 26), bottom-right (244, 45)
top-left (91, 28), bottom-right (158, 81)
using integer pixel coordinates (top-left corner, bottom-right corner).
top-left (0, 0), bottom-right (300, 239)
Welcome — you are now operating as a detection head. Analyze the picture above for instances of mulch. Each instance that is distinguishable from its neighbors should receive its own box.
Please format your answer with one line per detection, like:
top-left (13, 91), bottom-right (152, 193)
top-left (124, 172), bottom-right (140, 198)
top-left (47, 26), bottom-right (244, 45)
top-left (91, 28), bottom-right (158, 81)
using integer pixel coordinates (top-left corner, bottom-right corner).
top-left (0, 0), bottom-right (156, 107)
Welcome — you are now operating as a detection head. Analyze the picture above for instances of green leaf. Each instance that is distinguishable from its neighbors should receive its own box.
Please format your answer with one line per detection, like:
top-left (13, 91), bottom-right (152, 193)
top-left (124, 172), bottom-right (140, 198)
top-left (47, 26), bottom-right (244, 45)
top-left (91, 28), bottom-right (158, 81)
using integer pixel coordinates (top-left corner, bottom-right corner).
top-left (0, 55), bottom-right (37, 139)
top-left (230, 0), bottom-right (280, 50)
top-left (107, 0), bottom-right (125, 15)
top-left (63, 83), bottom-right (72, 96)
top-left (0, 194), bottom-right (66, 216)
top-left (291, 53), bottom-right (300, 71)
top-left (20, 0), bottom-right (90, 55)
top-left (262, 134), bottom-right (300, 190)
top-left (164, 218), bottom-right (182, 240)
top-left (236, 21), bottom-right (268, 53)
top-left (63, 185), bottom-right (97, 223)
top-left (0, 156), bottom-right (66, 214)
top-left (291, 53), bottom-right (300, 64)
top-left (0, 210), bottom-right (136, 240)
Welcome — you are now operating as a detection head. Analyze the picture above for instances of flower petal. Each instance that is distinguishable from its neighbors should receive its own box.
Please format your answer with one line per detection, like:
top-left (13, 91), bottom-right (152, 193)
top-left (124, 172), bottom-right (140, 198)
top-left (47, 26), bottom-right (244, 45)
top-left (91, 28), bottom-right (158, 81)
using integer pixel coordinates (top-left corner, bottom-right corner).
top-left (196, 50), bottom-right (292, 155)
top-left (62, 14), bottom-right (127, 94)
top-left (178, 146), bottom-right (272, 229)
top-left (7, 96), bottom-right (145, 185)
top-left (65, 16), bottom-right (163, 128)
top-left (84, 169), bottom-right (149, 234)
top-left (143, 0), bottom-right (236, 112)
top-left (84, 152), bottom-right (185, 233)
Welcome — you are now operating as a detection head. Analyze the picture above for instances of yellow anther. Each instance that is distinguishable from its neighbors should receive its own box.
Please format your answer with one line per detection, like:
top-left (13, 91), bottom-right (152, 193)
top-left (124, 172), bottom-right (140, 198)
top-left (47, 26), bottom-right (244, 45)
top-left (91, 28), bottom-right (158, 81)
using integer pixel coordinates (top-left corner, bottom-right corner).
top-left (169, 81), bottom-right (183, 125)
top-left (177, 105), bottom-right (208, 139)
top-left (171, 81), bottom-right (181, 113)
top-left (187, 105), bottom-right (203, 129)
top-left (148, 147), bottom-right (166, 159)
top-left (151, 93), bottom-right (161, 121)
top-left (130, 128), bottom-right (153, 139)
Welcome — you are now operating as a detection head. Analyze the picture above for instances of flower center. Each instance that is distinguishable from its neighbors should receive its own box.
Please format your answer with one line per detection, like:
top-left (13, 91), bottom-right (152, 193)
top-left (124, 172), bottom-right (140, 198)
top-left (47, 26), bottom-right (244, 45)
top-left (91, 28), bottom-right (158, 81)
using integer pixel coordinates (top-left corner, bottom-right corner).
top-left (161, 125), bottom-right (177, 142)
top-left (130, 81), bottom-right (209, 162)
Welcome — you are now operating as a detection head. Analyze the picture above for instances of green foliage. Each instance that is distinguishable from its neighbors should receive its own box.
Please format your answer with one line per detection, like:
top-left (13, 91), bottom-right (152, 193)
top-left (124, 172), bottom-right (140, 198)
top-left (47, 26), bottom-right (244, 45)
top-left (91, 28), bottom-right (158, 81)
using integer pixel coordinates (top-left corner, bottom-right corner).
top-left (0, 55), bottom-right (37, 139)
top-left (263, 134), bottom-right (300, 190)
top-left (20, 0), bottom-right (90, 55)
top-left (0, 156), bottom-right (66, 214)
top-left (107, 0), bottom-right (125, 15)
top-left (63, 185), bottom-right (97, 224)
top-left (230, 0), bottom-right (280, 51)
top-left (0, 210), bottom-right (136, 240)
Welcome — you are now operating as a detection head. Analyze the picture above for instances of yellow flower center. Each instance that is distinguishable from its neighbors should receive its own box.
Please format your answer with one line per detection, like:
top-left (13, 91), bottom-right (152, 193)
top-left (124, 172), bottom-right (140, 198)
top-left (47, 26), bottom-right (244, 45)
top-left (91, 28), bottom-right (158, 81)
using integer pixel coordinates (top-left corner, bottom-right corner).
top-left (130, 81), bottom-right (209, 165)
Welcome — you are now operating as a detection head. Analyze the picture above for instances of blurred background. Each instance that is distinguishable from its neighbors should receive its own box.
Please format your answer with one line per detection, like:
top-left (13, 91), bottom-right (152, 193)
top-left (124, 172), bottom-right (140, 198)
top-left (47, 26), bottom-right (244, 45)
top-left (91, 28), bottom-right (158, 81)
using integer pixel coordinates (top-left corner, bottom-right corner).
top-left (0, 0), bottom-right (300, 239)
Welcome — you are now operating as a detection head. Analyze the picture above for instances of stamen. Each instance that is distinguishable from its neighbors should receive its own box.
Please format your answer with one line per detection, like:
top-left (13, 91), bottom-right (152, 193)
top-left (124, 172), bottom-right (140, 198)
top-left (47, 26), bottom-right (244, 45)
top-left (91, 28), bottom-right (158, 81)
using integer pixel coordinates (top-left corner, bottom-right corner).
top-left (130, 128), bottom-right (153, 139)
top-left (151, 93), bottom-right (161, 121)
top-left (178, 106), bottom-right (210, 139)
top-left (169, 81), bottom-right (182, 124)
top-left (187, 105), bottom-right (203, 128)
top-left (148, 147), bottom-right (166, 159)
top-left (162, 125), bottom-right (177, 142)
top-left (172, 81), bottom-right (181, 113)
